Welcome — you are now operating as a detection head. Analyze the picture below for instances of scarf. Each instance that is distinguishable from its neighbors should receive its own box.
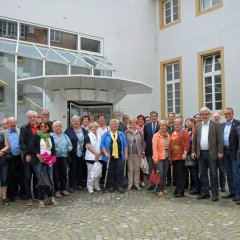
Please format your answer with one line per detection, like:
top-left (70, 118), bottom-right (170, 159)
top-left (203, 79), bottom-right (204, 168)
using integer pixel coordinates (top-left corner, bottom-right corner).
top-left (159, 131), bottom-right (168, 149)
top-left (38, 131), bottom-right (51, 148)
top-left (110, 131), bottom-right (118, 158)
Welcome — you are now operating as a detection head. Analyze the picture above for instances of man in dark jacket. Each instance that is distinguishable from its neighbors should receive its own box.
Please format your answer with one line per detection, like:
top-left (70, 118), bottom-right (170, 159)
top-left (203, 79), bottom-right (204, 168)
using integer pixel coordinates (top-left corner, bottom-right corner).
top-left (221, 107), bottom-right (240, 202)
top-left (19, 110), bottom-right (39, 206)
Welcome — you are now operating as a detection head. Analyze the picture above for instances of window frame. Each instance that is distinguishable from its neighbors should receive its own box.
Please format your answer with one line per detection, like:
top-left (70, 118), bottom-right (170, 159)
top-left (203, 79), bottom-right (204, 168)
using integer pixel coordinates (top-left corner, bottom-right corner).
top-left (50, 30), bottom-right (62, 43)
top-left (159, 0), bottom-right (181, 30)
top-left (196, 0), bottom-right (223, 16)
top-left (1, 20), bottom-right (17, 38)
top-left (0, 82), bottom-right (6, 106)
top-left (160, 57), bottom-right (183, 119)
top-left (197, 47), bottom-right (225, 113)
top-left (79, 35), bottom-right (103, 56)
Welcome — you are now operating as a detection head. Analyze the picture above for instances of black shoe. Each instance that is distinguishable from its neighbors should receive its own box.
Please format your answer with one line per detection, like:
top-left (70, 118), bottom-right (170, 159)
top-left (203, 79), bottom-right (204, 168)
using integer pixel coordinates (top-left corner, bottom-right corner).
top-left (9, 197), bottom-right (15, 202)
top-left (19, 195), bottom-right (28, 200)
top-left (69, 188), bottom-right (75, 193)
top-left (235, 200), bottom-right (240, 205)
top-left (77, 186), bottom-right (84, 191)
top-left (212, 196), bottom-right (219, 202)
top-left (108, 187), bottom-right (114, 193)
top-left (175, 194), bottom-right (184, 198)
top-left (197, 195), bottom-right (210, 200)
top-left (118, 187), bottom-right (124, 193)
top-left (190, 190), bottom-right (200, 195)
top-left (3, 198), bottom-right (9, 206)
top-left (232, 196), bottom-right (240, 201)
top-left (148, 186), bottom-right (154, 191)
top-left (223, 194), bottom-right (235, 199)
top-left (166, 182), bottom-right (171, 186)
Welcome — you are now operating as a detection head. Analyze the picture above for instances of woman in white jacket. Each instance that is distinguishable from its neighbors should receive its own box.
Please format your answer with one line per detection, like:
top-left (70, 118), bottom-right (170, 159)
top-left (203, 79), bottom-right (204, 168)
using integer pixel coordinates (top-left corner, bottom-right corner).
top-left (84, 121), bottom-right (102, 193)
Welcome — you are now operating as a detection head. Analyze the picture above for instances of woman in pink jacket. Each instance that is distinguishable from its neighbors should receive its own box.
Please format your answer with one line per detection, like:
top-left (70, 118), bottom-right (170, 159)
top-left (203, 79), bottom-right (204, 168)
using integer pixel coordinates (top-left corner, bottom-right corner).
top-left (152, 120), bottom-right (170, 196)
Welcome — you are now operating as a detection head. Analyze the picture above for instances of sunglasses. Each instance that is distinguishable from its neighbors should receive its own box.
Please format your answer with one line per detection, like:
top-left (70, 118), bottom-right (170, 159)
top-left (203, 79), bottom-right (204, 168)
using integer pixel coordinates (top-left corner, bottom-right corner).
top-left (40, 125), bottom-right (47, 128)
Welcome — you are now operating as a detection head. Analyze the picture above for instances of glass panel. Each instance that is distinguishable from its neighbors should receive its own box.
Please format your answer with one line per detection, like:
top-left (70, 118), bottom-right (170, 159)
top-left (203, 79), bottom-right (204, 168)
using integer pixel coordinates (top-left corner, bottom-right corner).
top-left (50, 30), bottom-right (77, 50)
top-left (165, 2), bottom-right (171, 10)
top-left (175, 106), bottom-right (180, 114)
top-left (55, 50), bottom-right (76, 64)
top-left (215, 83), bottom-right (221, 93)
top-left (81, 37), bottom-right (101, 53)
top-left (20, 23), bottom-right (48, 45)
top-left (17, 56), bottom-right (43, 79)
top-left (94, 69), bottom-right (112, 77)
top-left (205, 85), bottom-right (212, 94)
top-left (0, 40), bottom-right (16, 54)
top-left (0, 19), bottom-right (17, 40)
top-left (215, 101), bottom-right (222, 110)
top-left (174, 71), bottom-right (179, 80)
top-left (166, 9), bottom-right (171, 17)
top-left (45, 61), bottom-right (68, 75)
top-left (214, 75), bottom-right (221, 84)
top-left (204, 65), bottom-right (212, 73)
top-left (71, 65), bottom-right (91, 75)
top-left (214, 63), bottom-right (221, 71)
top-left (0, 53), bottom-right (15, 120)
top-left (167, 73), bottom-right (172, 81)
top-left (167, 107), bottom-right (173, 113)
top-left (175, 90), bottom-right (180, 98)
top-left (46, 48), bottom-right (68, 64)
top-left (17, 84), bottom-right (43, 126)
top-left (205, 94), bottom-right (212, 102)
top-left (212, 0), bottom-right (220, 6)
top-left (167, 99), bottom-right (173, 107)
top-left (166, 65), bottom-right (172, 74)
top-left (175, 98), bottom-right (180, 106)
top-left (167, 84), bottom-right (173, 91)
top-left (214, 54), bottom-right (221, 71)
top-left (18, 43), bottom-right (43, 59)
top-left (165, 16), bottom-right (171, 24)
top-left (206, 102), bottom-right (212, 110)
top-left (205, 56), bottom-right (213, 65)
top-left (173, 13), bottom-right (178, 21)
top-left (167, 91), bottom-right (173, 99)
top-left (37, 46), bottom-right (49, 58)
top-left (175, 82), bottom-right (180, 90)
top-left (173, 0), bottom-right (178, 6)
top-left (202, 0), bottom-right (211, 9)
top-left (205, 76), bottom-right (212, 85)
top-left (215, 92), bottom-right (222, 101)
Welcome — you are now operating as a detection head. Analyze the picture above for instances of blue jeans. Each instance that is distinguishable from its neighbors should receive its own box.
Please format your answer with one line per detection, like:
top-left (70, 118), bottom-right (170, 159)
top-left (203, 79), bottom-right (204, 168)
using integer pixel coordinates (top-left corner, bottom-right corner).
top-left (221, 149), bottom-right (240, 196)
top-left (0, 162), bottom-right (8, 187)
top-left (33, 163), bottom-right (53, 200)
top-left (156, 158), bottom-right (169, 192)
top-left (198, 151), bottom-right (218, 196)
top-left (107, 157), bottom-right (124, 189)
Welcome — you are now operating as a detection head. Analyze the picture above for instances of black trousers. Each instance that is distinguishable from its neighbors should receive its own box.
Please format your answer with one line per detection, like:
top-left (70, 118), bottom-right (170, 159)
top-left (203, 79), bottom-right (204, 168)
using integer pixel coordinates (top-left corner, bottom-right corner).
top-left (7, 154), bottom-right (25, 199)
top-left (172, 160), bottom-right (187, 195)
top-left (53, 157), bottom-right (68, 191)
top-left (107, 157), bottom-right (124, 188)
top-left (24, 162), bottom-right (38, 199)
top-left (68, 155), bottom-right (86, 189)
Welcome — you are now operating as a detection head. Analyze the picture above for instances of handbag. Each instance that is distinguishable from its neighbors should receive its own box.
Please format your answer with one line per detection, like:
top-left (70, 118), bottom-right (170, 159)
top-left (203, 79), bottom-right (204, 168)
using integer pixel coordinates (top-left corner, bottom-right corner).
top-left (149, 165), bottom-right (162, 186)
top-left (140, 157), bottom-right (149, 174)
top-left (185, 154), bottom-right (196, 167)
top-left (181, 131), bottom-right (196, 167)
top-left (37, 165), bottom-right (52, 193)
top-left (90, 160), bottom-right (102, 180)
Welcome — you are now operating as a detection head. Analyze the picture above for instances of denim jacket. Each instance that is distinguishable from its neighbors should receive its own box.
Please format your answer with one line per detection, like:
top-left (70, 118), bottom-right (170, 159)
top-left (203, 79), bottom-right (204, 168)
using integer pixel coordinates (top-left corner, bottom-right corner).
top-left (50, 132), bottom-right (73, 157)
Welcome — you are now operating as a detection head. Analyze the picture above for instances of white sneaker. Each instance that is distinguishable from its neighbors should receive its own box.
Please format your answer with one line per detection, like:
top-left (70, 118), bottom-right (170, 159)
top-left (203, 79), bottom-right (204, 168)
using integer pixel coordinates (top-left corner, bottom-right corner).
top-left (88, 188), bottom-right (94, 194)
top-left (141, 181), bottom-right (145, 187)
top-left (94, 187), bottom-right (101, 191)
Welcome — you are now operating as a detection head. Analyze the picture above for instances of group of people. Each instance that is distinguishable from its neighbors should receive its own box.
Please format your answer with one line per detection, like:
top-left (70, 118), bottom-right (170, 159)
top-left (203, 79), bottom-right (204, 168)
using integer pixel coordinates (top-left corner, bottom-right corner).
top-left (0, 106), bottom-right (240, 208)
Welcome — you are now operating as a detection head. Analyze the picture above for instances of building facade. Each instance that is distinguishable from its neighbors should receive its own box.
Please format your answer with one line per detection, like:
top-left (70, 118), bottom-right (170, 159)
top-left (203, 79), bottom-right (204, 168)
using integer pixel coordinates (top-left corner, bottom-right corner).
top-left (0, 0), bottom-right (239, 127)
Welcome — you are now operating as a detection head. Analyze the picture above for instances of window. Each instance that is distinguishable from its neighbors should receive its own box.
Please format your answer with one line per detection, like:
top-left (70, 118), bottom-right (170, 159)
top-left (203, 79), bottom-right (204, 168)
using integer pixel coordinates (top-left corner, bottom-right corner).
top-left (159, 0), bottom-right (181, 29)
top-left (198, 47), bottom-right (225, 112)
top-left (80, 37), bottom-right (101, 54)
top-left (0, 20), bottom-right (17, 39)
top-left (17, 84), bottom-right (24, 104)
top-left (0, 84), bottom-right (5, 105)
top-left (50, 30), bottom-right (61, 43)
top-left (196, 0), bottom-right (223, 16)
top-left (160, 57), bottom-right (182, 118)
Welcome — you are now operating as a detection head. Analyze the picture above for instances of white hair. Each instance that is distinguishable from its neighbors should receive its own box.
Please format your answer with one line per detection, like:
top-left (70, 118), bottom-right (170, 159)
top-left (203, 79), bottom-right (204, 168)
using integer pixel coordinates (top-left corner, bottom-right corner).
top-left (71, 115), bottom-right (81, 122)
top-left (109, 119), bottom-right (119, 125)
top-left (200, 107), bottom-right (211, 114)
top-left (52, 120), bottom-right (62, 129)
top-left (26, 110), bottom-right (37, 118)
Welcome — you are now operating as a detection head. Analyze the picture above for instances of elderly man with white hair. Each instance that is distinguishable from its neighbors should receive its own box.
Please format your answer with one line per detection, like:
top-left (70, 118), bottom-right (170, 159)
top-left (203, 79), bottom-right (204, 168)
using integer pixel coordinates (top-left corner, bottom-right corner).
top-left (192, 107), bottom-right (223, 202)
top-left (19, 110), bottom-right (39, 206)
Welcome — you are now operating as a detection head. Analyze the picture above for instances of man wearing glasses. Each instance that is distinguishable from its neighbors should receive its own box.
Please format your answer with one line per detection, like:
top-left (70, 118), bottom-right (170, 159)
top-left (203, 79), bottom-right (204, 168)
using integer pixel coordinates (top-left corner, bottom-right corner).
top-left (192, 107), bottom-right (223, 201)
top-left (221, 107), bottom-right (240, 203)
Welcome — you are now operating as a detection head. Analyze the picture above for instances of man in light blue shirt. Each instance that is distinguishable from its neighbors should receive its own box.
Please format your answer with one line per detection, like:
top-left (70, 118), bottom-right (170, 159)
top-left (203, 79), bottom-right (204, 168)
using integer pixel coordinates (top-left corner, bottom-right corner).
top-left (4, 117), bottom-right (25, 201)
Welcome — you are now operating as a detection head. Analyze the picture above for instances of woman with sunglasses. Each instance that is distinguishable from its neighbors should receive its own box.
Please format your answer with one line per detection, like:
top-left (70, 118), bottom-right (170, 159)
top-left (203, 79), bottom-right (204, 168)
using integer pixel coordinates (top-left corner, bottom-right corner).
top-left (30, 121), bottom-right (57, 208)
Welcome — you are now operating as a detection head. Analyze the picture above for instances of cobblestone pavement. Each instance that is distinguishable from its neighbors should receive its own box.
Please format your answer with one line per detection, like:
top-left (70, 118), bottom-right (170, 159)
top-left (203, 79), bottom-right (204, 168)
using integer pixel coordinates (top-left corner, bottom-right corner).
top-left (1, 187), bottom-right (240, 240)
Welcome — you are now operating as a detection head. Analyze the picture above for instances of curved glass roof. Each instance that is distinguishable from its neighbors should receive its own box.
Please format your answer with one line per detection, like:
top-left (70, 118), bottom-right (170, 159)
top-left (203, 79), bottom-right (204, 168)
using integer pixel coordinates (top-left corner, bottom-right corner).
top-left (0, 38), bottom-right (114, 78)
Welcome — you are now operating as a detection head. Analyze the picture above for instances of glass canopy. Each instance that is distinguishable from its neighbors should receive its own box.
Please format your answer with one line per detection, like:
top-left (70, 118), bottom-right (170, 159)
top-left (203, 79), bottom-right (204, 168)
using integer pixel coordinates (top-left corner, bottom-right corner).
top-left (0, 38), bottom-right (114, 78)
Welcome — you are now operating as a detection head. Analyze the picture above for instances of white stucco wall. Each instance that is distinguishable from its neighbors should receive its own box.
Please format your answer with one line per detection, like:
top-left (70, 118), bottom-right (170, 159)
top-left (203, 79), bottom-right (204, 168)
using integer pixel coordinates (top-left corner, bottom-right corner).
top-left (0, 0), bottom-right (158, 118)
top-left (157, 0), bottom-right (240, 119)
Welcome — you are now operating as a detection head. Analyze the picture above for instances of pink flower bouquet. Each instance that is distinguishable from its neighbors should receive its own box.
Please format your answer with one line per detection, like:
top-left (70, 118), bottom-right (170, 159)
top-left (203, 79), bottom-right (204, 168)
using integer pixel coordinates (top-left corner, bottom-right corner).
top-left (41, 152), bottom-right (56, 167)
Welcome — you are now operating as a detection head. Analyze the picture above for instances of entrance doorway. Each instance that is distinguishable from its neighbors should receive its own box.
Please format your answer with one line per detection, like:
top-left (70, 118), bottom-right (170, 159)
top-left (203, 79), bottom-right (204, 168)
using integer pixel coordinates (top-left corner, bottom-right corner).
top-left (67, 101), bottom-right (113, 127)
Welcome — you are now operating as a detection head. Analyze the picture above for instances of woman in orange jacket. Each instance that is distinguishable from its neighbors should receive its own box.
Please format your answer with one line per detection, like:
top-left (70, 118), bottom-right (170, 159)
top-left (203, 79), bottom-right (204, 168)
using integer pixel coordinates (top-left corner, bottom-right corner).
top-left (152, 120), bottom-right (170, 196)
top-left (169, 119), bottom-right (190, 198)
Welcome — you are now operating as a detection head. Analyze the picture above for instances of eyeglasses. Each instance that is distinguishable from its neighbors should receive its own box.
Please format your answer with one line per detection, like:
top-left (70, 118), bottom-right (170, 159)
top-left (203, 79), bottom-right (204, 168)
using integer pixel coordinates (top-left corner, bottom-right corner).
top-left (40, 125), bottom-right (47, 128)
top-left (200, 113), bottom-right (210, 116)
top-left (224, 113), bottom-right (232, 115)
